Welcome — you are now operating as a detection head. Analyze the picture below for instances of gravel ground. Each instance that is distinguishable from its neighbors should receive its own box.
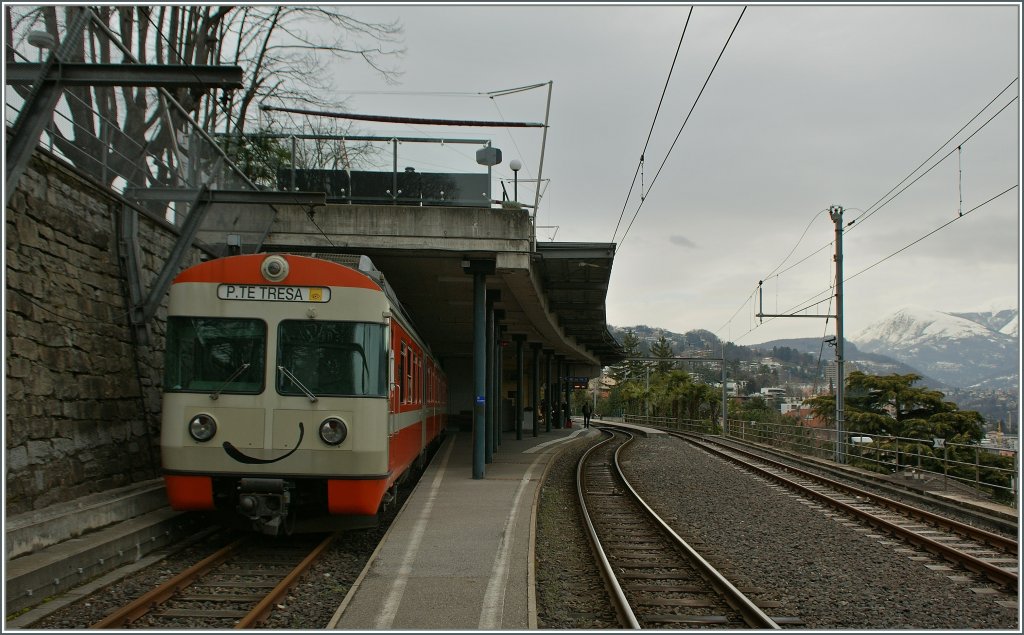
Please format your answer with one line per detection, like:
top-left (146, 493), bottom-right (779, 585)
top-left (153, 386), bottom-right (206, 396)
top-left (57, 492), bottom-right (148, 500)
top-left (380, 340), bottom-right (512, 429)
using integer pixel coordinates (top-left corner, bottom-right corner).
top-left (611, 433), bottom-right (1018, 629)
top-left (535, 431), bottom-right (620, 629)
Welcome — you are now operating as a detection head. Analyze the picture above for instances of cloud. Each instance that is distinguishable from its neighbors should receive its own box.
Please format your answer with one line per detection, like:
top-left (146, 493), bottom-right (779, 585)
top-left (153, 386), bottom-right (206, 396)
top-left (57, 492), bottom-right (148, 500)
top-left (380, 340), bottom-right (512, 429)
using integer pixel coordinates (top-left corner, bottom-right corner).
top-left (669, 235), bottom-right (697, 249)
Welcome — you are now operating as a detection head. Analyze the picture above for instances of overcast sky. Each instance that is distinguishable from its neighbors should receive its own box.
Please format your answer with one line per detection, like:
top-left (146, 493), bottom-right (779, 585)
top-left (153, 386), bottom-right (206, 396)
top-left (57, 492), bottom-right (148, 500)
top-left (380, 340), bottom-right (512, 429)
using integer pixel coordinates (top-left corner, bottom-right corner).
top-left (302, 2), bottom-right (1020, 345)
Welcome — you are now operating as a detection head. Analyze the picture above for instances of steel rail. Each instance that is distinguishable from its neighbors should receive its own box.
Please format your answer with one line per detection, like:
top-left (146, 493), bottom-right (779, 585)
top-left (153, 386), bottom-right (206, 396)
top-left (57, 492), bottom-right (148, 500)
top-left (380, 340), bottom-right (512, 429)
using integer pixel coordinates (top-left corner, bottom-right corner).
top-left (687, 436), bottom-right (1018, 589)
top-left (691, 433), bottom-right (1018, 555)
top-left (611, 436), bottom-right (782, 630)
top-left (691, 430), bottom-right (1019, 537)
top-left (576, 428), bottom-right (641, 629)
top-left (235, 533), bottom-right (337, 628)
top-left (90, 538), bottom-right (247, 628)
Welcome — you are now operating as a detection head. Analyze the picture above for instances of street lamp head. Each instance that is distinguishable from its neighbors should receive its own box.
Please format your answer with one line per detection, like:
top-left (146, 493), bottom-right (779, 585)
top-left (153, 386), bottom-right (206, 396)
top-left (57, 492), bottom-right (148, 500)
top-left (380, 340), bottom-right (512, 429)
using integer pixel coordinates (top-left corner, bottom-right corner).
top-left (28, 31), bottom-right (56, 50)
top-left (510, 159), bottom-right (522, 172)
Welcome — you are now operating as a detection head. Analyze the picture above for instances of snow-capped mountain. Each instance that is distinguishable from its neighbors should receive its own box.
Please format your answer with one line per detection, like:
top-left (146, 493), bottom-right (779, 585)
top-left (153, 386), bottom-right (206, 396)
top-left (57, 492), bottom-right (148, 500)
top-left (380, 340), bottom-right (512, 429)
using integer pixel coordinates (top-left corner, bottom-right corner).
top-left (949, 308), bottom-right (1018, 335)
top-left (853, 306), bottom-right (1019, 389)
top-left (998, 313), bottom-right (1018, 338)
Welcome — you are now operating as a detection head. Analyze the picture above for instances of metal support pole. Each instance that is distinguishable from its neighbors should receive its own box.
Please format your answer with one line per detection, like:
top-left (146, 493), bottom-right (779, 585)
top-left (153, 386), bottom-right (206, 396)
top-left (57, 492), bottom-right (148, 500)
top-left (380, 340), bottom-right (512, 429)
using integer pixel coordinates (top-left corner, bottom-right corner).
top-left (484, 295), bottom-right (495, 464)
top-left (830, 205), bottom-right (846, 464)
top-left (472, 270), bottom-right (486, 479)
top-left (722, 345), bottom-right (729, 436)
top-left (515, 336), bottom-right (525, 440)
top-left (545, 350), bottom-right (553, 433)
top-left (754, 205), bottom-right (844, 464)
top-left (531, 81), bottom-right (553, 253)
top-left (645, 364), bottom-right (650, 420)
top-left (495, 323), bottom-right (505, 452)
top-left (564, 362), bottom-right (572, 428)
top-left (555, 357), bottom-right (564, 428)
top-left (532, 344), bottom-right (542, 437)
top-left (392, 138), bottom-right (398, 204)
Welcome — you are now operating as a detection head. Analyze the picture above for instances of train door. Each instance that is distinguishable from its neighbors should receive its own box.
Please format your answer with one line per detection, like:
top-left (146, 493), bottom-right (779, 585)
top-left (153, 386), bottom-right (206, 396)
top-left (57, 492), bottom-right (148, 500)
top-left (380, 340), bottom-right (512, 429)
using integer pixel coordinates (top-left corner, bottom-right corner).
top-left (387, 316), bottom-right (397, 439)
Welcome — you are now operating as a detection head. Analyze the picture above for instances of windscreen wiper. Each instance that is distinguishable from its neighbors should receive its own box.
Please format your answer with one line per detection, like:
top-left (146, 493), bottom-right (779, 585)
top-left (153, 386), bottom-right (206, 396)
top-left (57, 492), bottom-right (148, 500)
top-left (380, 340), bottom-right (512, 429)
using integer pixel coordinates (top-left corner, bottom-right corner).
top-left (210, 363), bottom-right (251, 400)
top-left (278, 365), bottom-right (318, 402)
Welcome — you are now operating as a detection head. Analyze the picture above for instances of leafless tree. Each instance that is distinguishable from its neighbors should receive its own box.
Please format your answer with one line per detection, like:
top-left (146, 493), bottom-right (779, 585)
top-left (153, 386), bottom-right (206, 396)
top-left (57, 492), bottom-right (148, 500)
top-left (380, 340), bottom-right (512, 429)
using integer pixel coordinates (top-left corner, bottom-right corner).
top-left (5, 5), bottom-right (403, 189)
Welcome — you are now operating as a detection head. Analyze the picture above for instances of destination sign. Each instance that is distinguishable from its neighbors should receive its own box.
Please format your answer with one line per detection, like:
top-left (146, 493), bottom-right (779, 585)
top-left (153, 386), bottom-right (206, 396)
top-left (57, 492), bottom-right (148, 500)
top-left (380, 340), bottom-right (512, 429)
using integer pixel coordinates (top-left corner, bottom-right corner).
top-left (217, 284), bottom-right (330, 303)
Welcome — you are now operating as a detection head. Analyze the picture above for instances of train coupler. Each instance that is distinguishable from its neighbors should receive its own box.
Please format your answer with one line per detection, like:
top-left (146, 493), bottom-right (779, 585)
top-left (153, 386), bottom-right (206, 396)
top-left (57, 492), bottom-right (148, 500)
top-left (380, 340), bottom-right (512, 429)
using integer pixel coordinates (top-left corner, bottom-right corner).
top-left (236, 478), bottom-right (293, 536)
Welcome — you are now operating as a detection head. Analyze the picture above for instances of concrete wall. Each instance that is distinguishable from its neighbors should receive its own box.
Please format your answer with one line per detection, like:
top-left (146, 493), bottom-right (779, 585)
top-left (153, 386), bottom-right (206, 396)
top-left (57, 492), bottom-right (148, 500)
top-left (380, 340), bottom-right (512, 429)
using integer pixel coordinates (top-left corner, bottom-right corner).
top-left (5, 152), bottom-right (204, 515)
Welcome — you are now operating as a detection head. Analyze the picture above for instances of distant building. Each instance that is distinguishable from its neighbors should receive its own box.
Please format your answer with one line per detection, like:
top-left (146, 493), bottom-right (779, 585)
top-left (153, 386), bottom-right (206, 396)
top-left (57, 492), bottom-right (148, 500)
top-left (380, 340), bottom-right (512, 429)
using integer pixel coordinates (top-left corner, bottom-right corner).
top-left (714, 380), bottom-right (746, 396)
top-left (591, 374), bottom-right (616, 398)
top-left (780, 399), bottom-right (804, 415)
top-left (824, 360), bottom-right (838, 385)
top-left (760, 357), bottom-right (782, 370)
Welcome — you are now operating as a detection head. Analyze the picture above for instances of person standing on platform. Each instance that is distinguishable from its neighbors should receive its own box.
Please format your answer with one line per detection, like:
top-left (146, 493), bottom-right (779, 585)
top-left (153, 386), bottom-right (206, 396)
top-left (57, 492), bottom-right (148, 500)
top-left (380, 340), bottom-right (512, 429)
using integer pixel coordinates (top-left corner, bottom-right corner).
top-left (581, 400), bottom-right (593, 428)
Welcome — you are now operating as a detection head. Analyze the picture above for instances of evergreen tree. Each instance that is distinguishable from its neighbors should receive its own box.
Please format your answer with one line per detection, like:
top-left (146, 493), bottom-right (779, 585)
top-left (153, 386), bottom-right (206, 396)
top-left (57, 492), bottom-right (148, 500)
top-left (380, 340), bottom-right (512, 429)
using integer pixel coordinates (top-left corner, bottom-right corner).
top-left (609, 329), bottom-right (643, 382)
top-left (651, 334), bottom-right (674, 374)
top-left (807, 371), bottom-right (984, 442)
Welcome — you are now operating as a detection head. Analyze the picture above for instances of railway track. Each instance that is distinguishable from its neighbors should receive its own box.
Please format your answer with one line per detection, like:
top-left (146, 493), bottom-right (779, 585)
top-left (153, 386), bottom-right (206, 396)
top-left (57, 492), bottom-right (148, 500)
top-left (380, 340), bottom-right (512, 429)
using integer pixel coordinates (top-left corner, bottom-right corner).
top-left (703, 433), bottom-right (1018, 537)
top-left (577, 428), bottom-right (794, 629)
top-left (676, 432), bottom-right (1019, 590)
top-left (90, 533), bottom-right (335, 629)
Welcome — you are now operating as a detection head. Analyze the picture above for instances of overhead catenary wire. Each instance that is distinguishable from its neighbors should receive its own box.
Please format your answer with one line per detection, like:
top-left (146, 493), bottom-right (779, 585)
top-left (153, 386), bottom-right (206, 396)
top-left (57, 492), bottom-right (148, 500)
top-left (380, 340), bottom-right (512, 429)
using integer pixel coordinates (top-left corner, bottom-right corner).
top-left (843, 184), bottom-right (1018, 284)
top-left (848, 95), bottom-right (1018, 234)
top-left (618, 5), bottom-right (747, 247)
top-left (611, 6), bottom-right (693, 243)
top-left (760, 208), bottom-right (830, 282)
top-left (848, 78), bottom-right (1018, 231)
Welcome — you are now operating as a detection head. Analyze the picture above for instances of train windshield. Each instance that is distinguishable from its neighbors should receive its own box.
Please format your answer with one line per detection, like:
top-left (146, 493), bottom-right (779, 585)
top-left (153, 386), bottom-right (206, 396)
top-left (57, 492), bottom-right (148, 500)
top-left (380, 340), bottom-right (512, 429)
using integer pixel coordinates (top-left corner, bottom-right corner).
top-left (163, 317), bottom-right (266, 394)
top-left (276, 321), bottom-right (387, 398)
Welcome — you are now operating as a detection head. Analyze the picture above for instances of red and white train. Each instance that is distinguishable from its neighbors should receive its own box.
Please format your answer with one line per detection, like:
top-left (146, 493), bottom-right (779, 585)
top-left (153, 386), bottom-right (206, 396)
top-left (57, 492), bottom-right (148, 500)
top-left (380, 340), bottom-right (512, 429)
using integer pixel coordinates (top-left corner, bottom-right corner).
top-left (160, 253), bottom-right (446, 534)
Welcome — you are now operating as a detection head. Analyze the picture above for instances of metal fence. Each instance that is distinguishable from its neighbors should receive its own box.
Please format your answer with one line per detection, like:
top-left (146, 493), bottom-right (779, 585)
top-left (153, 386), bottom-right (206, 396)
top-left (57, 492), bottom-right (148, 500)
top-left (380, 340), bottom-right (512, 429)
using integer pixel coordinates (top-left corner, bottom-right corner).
top-left (623, 414), bottom-right (1018, 507)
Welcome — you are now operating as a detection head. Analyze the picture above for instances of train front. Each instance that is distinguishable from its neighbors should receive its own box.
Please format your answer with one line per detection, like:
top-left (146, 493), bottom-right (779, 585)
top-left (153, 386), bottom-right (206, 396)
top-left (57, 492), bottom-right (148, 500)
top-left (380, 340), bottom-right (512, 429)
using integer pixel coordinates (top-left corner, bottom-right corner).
top-left (160, 253), bottom-right (393, 535)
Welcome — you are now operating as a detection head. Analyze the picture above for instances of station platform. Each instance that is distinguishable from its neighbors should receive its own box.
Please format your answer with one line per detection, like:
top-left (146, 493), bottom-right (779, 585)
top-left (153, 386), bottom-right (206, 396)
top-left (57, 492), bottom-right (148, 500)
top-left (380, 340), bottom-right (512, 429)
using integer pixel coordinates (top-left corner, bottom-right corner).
top-left (328, 422), bottom-right (595, 630)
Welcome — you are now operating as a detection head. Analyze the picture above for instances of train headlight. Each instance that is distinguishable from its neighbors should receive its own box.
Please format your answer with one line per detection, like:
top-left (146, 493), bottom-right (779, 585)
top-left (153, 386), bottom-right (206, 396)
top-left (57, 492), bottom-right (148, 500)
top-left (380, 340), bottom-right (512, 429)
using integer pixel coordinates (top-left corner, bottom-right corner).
top-left (319, 417), bottom-right (348, 446)
top-left (261, 255), bottom-right (289, 282)
top-left (188, 414), bottom-right (218, 442)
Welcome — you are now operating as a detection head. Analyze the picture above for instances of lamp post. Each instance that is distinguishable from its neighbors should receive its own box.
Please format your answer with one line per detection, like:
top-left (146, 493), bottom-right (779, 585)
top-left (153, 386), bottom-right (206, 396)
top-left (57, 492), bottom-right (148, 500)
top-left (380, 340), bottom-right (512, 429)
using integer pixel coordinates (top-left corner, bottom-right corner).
top-left (510, 159), bottom-right (522, 202)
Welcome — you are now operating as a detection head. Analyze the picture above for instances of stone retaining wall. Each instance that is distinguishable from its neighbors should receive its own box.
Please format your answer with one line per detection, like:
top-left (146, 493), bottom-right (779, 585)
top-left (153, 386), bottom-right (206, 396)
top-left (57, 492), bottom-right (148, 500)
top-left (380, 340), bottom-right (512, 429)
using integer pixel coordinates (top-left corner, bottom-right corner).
top-left (5, 151), bottom-right (205, 515)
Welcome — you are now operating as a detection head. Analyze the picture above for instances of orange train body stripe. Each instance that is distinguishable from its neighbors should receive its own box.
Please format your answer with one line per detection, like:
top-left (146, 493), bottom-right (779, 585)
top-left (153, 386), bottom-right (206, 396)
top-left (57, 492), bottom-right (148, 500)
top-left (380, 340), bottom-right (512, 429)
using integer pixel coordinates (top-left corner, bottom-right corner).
top-left (389, 421), bottom-right (425, 476)
top-left (164, 474), bottom-right (215, 510)
top-left (327, 478), bottom-right (390, 515)
top-left (173, 253), bottom-right (381, 290)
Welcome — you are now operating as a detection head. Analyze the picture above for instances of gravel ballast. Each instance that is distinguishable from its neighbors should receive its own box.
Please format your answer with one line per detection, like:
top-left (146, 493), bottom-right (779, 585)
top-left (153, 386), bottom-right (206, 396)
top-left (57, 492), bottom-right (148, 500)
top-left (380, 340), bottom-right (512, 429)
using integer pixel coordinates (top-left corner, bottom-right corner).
top-left (534, 430), bottom-right (1018, 630)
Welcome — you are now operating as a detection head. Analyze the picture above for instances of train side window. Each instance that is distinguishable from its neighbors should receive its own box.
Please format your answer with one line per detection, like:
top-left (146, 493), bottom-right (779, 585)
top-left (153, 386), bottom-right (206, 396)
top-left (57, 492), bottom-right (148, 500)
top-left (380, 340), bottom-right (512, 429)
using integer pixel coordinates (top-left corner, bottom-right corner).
top-left (399, 342), bottom-right (407, 404)
top-left (414, 352), bottom-right (421, 405)
top-left (405, 345), bottom-right (414, 404)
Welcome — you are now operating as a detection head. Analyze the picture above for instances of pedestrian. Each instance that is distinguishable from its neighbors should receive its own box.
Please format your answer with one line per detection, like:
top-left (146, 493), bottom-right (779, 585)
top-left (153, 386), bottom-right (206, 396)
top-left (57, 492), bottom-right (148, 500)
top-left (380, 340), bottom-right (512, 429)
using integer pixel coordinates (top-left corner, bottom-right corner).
top-left (582, 400), bottom-right (593, 428)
